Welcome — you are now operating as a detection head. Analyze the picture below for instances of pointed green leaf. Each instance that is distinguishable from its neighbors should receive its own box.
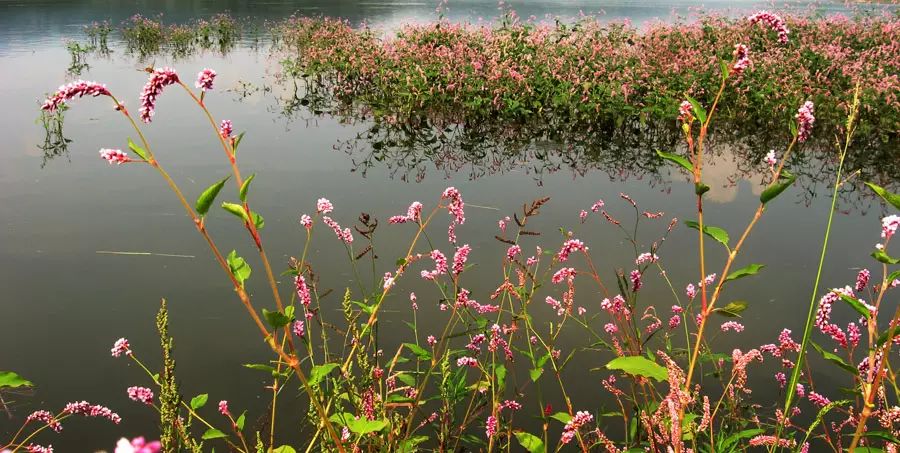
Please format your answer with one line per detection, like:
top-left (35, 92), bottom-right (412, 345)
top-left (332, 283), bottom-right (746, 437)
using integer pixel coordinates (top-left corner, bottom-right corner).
top-left (262, 308), bottom-right (294, 329)
top-left (0, 371), bottom-right (33, 388)
top-left (514, 432), bottom-right (546, 453)
top-left (226, 250), bottom-right (251, 287)
top-left (725, 264), bottom-right (765, 282)
top-left (239, 174), bottom-right (255, 203)
top-left (222, 202), bottom-right (250, 223)
top-left (719, 58), bottom-right (730, 80)
top-left (233, 132), bottom-right (246, 154)
top-left (606, 356), bottom-right (667, 382)
top-left (529, 368), bottom-right (543, 382)
top-left (865, 182), bottom-right (900, 211)
top-left (760, 171), bottom-right (797, 204)
top-left (190, 393), bottom-right (208, 410)
top-left (655, 150), bottom-right (692, 173)
top-left (202, 428), bottom-right (228, 440)
top-left (550, 412), bottom-right (572, 424)
top-left (872, 249), bottom-right (900, 265)
top-left (714, 300), bottom-right (748, 317)
top-left (838, 293), bottom-right (872, 320)
top-left (250, 211), bottom-right (264, 230)
top-left (811, 342), bottom-right (858, 376)
top-left (685, 220), bottom-right (729, 249)
top-left (309, 363), bottom-right (339, 387)
top-left (236, 411), bottom-right (246, 431)
top-left (686, 96), bottom-right (707, 124)
top-left (403, 343), bottom-right (432, 361)
top-left (195, 176), bottom-right (230, 217)
top-left (127, 138), bottom-right (150, 162)
top-left (347, 418), bottom-right (387, 434)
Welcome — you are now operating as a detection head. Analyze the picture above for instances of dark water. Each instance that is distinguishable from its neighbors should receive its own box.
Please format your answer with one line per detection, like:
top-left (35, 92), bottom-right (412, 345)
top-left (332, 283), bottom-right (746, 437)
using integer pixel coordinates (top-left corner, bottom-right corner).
top-left (1, 0), bottom-right (898, 450)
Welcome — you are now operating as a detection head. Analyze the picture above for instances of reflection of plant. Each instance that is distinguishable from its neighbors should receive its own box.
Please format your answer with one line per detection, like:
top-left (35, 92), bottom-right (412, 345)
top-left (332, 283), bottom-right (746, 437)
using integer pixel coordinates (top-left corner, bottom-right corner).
top-left (65, 40), bottom-right (94, 76)
top-left (37, 106), bottom-right (71, 168)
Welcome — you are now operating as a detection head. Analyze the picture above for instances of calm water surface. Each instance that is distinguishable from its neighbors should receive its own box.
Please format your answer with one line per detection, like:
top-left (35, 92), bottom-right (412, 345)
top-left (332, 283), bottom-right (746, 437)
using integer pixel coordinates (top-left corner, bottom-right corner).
top-left (0, 0), bottom-right (897, 449)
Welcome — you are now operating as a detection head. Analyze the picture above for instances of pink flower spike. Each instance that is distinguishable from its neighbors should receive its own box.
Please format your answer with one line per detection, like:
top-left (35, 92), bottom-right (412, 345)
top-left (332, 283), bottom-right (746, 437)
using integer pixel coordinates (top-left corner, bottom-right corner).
top-left (100, 149), bottom-right (130, 165)
top-left (111, 338), bottom-right (131, 357)
top-left (127, 386), bottom-right (154, 405)
top-left (195, 68), bottom-right (216, 91)
top-left (731, 44), bottom-right (751, 77)
top-left (795, 101), bottom-right (815, 142)
top-left (677, 100), bottom-right (693, 122)
top-left (299, 214), bottom-right (312, 229)
top-left (764, 150), bottom-right (777, 167)
top-left (218, 400), bottom-right (230, 416)
top-left (42, 80), bottom-right (111, 112)
top-left (219, 120), bottom-right (234, 139)
top-left (316, 198), bottom-right (334, 214)
top-left (139, 67), bottom-right (179, 123)
top-left (292, 320), bottom-right (305, 337)
top-left (116, 437), bottom-right (161, 453)
top-left (748, 10), bottom-right (789, 44)
top-left (457, 356), bottom-right (478, 367)
top-left (26, 410), bottom-right (62, 432)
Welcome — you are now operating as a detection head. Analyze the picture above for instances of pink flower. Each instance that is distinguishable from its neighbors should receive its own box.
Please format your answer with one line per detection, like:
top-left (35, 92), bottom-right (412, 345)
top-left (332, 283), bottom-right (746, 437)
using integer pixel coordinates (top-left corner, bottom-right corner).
top-left (720, 321), bottom-right (745, 332)
top-left (499, 400), bottom-right (522, 411)
top-left (139, 67), bottom-right (179, 123)
top-left (452, 244), bottom-right (471, 276)
top-left (685, 283), bottom-right (697, 300)
top-left (116, 437), bottom-right (161, 453)
top-left (41, 80), bottom-right (111, 112)
top-left (668, 315), bottom-right (681, 329)
top-left (25, 445), bottom-right (52, 453)
top-left (630, 269), bottom-right (642, 291)
top-left (764, 150), bottom-right (777, 167)
top-left (316, 198), bottom-right (334, 214)
top-left (195, 68), bottom-right (216, 91)
top-left (561, 411), bottom-right (593, 444)
top-left (422, 249), bottom-right (449, 280)
top-left (604, 323), bottom-right (618, 334)
top-left (635, 252), bottom-right (658, 265)
top-left (299, 214), bottom-right (312, 229)
top-left (111, 338), bottom-right (131, 357)
top-left (426, 335), bottom-right (437, 346)
top-left (292, 320), bottom-right (305, 337)
top-left (855, 269), bottom-right (870, 292)
top-left (26, 410), bottom-right (62, 432)
top-left (218, 400), bottom-right (230, 416)
top-left (557, 239), bottom-right (586, 262)
top-left (590, 200), bottom-right (605, 212)
top-left (457, 356), bottom-right (478, 367)
top-left (485, 415), bottom-right (498, 438)
top-left (579, 210), bottom-right (588, 222)
top-left (808, 391), bottom-right (830, 408)
top-left (100, 149), bottom-right (130, 165)
top-left (219, 120), bottom-right (234, 139)
top-left (748, 11), bottom-right (790, 44)
top-left (795, 101), bottom-right (815, 142)
top-left (383, 272), bottom-right (395, 290)
top-left (62, 401), bottom-right (121, 424)
top-left (506, 244), bottom-right (521, 260)
top-left (323, 216), bottom-right (353, 244)
top-left (731, 44), bottom-right (751, 76)
top-left (882, 215), bottom-right (900, 240)
top-left (127, 386), bottom-right (154, 405)
top-left (551, 267), bottom-right (576, 284)
top-left (389, 201), bottom-right (423, 224)
top-left (774, 372), bottom-right (787, 388)
top-left (441, 187), bottom-right (465, 225)
top-left (677, 100), bottom-right (693, 122)
top-left (294, 275), bottom-right (312, 306)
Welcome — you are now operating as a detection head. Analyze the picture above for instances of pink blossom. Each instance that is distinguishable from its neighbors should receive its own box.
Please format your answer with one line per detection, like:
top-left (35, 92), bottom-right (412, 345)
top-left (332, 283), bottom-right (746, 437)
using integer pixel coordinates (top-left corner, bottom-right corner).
top-left (300, 214), bottom-right (312, 229)
top-left (389, 201), bottom-right (423, 224)
top-left (551, 267), bottom-right (576, 284)
top-left (808, 391), bottom-right (830, 407)
top-left (855, 269), bottom-right (870, 292)
top-left (322, 216), bottom-right (353, 244)
top-left (316, 198), bottom-right (334, 214)
top-left (294, 275), bottom-right (312, 306)
top-left (557, 239), bottom-right (586, 262)
top-left (630, 269), bottom-right (642, 291)
top-left (506, 244), bottom-right (521, 260)
top-left (111, 338), bottom-right (131, 357)
top-left (457, 356), bottom-right (478, 367)
top-left (561, 411), bottom-right (593, 444)
top-left (590, 200), bottom-right (605, 212)
top-left (195, 68), bottom-right (216, 91)
top-left (677, 100), bottom-right (693, 122)
top-left (499, 400), bottom-right (521, 411)
top-left (764, 150), bottom-right (777, 167)
top-left (139, 67), bottom-right (179, 123)
top-left (749, 436), bottom-right (796, 448)
top-left (579, 210), bottom-right (588, 222)
top-left (498, 216), bottom-right (510, 232)
top-left (293, 320), bottom-right (305, 337)
top-left (795, 101), bottom-right (815, 142)
top-left (685, 283), bottom-right (696, 300)
top-left (604, 323), bottom-right (618, 334)
top-left (126, 386), bottom-right (154, 405)
top-left (422, 249), bottom-right (449, 280)
top-left (882, 215), bottom-right (900, 240)
top-left (383, 272), bottom-right (395, 290)
top-left (485, 415), bottom-right (498, 438)
top-left (441, 187), bottom-right (465, 225)
top-left (218, 400), bottom-right (230, 416)
top-left (668, 315), bottom-right (681, 329)
top-left (115, 437), bottom-right (161, 453)
top-left (577, 306), bottom-right (587, 316)
top-left (26, 410), bottom-right (62, 432)
top-left (731, 44), bottom-right (751, 76)
top-left (41, 80), bottom-right (111, 112)
top-left (748, 11), bottom-right (790, 44)
top-left (219, 120), bottom-right (234, 139)
top-left (25, 445), bottom-right (52, 453)
top-left (452, 244), bottom-right (471, 276)
top-left (99, 149), bottom-right (130, 165)
top-left (774, 372), bottom-right (787, 388)
top-left (426, 335), bottom-right (437, 346)
top-left (635, 252), bottom-right (658, 265)
top-left (62, 401), bottom-right (121, 424)
top-left (721, 321), bottom-right (745, 332)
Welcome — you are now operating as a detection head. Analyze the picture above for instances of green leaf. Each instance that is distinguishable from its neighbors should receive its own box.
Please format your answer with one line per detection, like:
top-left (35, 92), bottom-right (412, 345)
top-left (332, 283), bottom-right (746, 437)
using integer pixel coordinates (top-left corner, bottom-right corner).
top-left (685, 96), bottom-right (707, 123)
top-left (127, 138), bottom-right (150, 162)
top-left (685, 220), bottom-right (729, 249)
top-left (190, 393), bottom-right (208, 410)
top-left (529, 368), bottom-right (543, 382)
top-left (262, 308), bottom-right (294, 329)
top-left (236, 411), bottom-right (246, 431)
top-left (403, 343), bottom-right (432, 361)
top-left (202, 428), bottom-right (228, 440)
top-left (720, 429), bottom-right (765, 451)
top-left (718, 58), bottom-right (730, 80)
top-left (222, 202), bottom-right (250, 223)
top-left (309, 363), bottom-right (339, 387)
top-left (865, 182), bottom-right (900, 211)
top-left (226, 250), bottom-right (251, 287)
top-left (239, 174), bottom-right (255, 203)
top-left (760, 171), bottom-right (797, 204)
top-left (695, 182), bottom-right (710, 196)
top-left (714, 300), bottom-right (748, 317)
top-left (725, 264), bottom-right (765, 282)
top-left (811, 342), bottom-right (859, 376)
top-left (872, 249), bottom-right (900, 265)
top-left (550, 412), bottom-right (572, 424)
top-left (495, 364), bottom-right (507, 391)
top-left (514, 432), bottom-right (546, 453)
top-left (655, 150), bottom-right (692, 173)
top-left (347, 418), bottom-right (388, 434)
top-left (195, 176), bottom-right (230, 217)
top-left (233, 132), bottom-right (246, 153)
top-left (606, 356), bottom-right (667, 382)
top-left (250, 211), bottom-right (264, 230)
top-left (0, 371), bottom-right (33, 388)
top-left (243, 363), bottom-right (276, 373)
top-left (838, 294), bottom-right (872, 319)
top-left (398, 436), bottom-right (429, 452)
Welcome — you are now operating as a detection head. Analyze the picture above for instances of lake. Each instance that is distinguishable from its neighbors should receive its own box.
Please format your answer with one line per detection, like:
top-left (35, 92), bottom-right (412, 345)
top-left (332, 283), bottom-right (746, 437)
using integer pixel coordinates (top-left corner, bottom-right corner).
top-left (0, 0), bottom-right (898, 449)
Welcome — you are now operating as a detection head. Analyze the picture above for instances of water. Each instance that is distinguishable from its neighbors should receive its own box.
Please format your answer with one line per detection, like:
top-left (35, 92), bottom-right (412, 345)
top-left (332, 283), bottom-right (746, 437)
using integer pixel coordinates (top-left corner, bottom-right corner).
top-left (0, 0), bottom-right (897, 450)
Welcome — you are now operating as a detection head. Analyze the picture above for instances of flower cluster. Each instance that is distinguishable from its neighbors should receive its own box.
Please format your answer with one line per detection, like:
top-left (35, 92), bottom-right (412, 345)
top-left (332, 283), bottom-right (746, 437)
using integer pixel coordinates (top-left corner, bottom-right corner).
top-left (62, 401), bottom-right (122, 424)
top-left (219, 120), bottom-right (234, 139)
top-left (41, 80), bottom-right (111, 112)
top-left (748, 11), bottom-right (790, 44)
top-left (99, 148), bottom-right (130, 165)
top-left (25, 410), bottom-right (62, 432)
top-left (388, 201), bottom-right (423, 224)
top-left (195, 68), bottom-right (216, 91)
top-left (126, 386), bottom-right (154, 405)
top-left (795, 101), bottom-right (815, 142)
top-left (111, 338), bottom-right (131, 357)
top-left (731, 44), bottom-right (751, 76)
top-left (115, 437), bottom-right (161, 453)
top-left (556, 238), bottom-right (586, 262)
top-left (561, 411), bottom-right (593, 444)
top-left (139, 67), bottom-right (179, 123)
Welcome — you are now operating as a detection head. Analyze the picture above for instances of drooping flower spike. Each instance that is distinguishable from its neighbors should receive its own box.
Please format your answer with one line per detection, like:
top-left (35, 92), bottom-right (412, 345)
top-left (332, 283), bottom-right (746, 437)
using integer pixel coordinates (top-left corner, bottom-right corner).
top-left (139, 67), bottom-right (180, 123)
top-left (41, 80), bottom-right (111, 112)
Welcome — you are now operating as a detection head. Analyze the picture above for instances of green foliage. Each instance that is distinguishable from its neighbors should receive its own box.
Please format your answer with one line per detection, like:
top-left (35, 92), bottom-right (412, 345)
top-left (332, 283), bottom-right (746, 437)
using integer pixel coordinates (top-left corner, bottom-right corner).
top-left (605, 356), bottom-right (667, 382)
top-left (0, 371), bottom-right (33, 388)
top-left (195, 176), bottom-right (229, 217)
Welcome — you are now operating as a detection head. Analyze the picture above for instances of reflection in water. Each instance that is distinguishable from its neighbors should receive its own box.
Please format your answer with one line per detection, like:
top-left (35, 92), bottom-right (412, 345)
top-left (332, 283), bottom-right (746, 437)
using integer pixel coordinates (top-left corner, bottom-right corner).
top-left (37, 108), bottom-right (70, 168)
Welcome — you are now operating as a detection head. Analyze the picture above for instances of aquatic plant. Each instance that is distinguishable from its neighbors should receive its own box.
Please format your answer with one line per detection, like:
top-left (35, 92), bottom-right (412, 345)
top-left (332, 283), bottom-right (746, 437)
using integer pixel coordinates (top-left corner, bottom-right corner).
top-left (6, 9), bottom-right (900, 453)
